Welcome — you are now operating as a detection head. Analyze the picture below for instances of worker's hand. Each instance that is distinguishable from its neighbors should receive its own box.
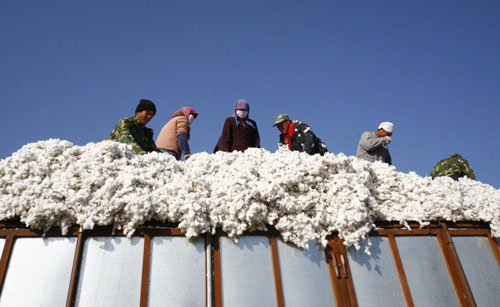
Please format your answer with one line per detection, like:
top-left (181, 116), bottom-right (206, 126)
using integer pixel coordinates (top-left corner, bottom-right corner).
top-left (184, 153), bottom-right (191, 160)
top-left (385, 136), bottom-right (392, 144)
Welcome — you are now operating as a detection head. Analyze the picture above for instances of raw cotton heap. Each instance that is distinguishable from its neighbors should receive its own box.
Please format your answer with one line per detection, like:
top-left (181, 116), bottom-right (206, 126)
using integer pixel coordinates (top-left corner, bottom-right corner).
top-left (0, 139), bottom-right (499, 250)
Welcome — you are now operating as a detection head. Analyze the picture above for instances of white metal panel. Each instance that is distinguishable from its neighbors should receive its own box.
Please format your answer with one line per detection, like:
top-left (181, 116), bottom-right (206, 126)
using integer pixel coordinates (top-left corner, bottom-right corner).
top-left (395, 236), bottom-right (457, 307)
top-left (453, 236), bottom-right (500, 306)
top-left (347, 237), bottom-right (404, 307)
top-left (148, 236), bottom-right (206, 307)
top-left (0, 238), bottom-right (4, 256)
top-left (0, 237), bottom-right (76, 307)
top-left (220, 236), bottom-right (276, 307)
top-left (277, 239), bottom-right (335, 307)
top-left (75, 237), bottom-right (144, 307)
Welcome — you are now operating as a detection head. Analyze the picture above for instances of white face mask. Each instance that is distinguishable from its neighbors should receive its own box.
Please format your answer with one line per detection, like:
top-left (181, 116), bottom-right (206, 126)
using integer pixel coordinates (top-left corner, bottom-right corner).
top-left (236, 110), bottom-right (248, 119)
top-left (188, 114), bottom-right (195, 124)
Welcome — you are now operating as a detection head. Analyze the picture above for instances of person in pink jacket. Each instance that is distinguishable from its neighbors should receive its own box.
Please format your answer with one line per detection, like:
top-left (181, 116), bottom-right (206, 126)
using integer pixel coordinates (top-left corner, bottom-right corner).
top-left (156, 107), bottom-right (198, 160)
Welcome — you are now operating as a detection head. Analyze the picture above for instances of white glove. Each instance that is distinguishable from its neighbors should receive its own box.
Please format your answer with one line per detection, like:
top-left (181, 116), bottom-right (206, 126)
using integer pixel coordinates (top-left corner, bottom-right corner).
top-left (385, 136), bottom-right (392, 144)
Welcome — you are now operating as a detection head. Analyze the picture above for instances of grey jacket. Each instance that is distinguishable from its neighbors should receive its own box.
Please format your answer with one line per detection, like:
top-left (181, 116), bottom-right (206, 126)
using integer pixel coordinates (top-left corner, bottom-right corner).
top-left (356, 131), bottom-right (392, 165)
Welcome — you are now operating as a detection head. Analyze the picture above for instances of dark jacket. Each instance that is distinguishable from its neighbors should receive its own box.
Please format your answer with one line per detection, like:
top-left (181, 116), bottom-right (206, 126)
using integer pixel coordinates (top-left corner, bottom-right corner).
top-left (108, 117), bottom-right (159, 154)
top-left (279, 120), bottom-right (328, 155)
top-left (220, 117), bottom-right (260, 152)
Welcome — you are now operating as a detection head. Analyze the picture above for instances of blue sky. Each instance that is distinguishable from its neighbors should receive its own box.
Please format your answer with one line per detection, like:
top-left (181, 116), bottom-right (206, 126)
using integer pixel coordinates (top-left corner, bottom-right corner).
top-left (1, 1), bottom-right (499, 188)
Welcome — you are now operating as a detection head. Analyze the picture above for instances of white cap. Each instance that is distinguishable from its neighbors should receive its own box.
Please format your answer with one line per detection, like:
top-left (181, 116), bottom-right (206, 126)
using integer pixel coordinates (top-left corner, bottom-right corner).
top-left (378, 122), bottom-right (394, 133)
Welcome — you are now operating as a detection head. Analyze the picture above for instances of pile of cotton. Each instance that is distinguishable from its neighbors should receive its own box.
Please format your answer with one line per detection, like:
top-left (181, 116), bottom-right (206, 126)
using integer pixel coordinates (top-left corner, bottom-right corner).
top-left (0, 139), bottom-right (498, 250)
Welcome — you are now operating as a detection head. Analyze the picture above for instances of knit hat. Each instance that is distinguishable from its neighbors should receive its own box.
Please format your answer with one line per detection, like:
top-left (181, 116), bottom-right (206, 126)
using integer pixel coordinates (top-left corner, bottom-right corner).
top-left (273, 114), bottom-right (289, 126)
top-left (378, 122), bottom-right (394, 133)
top-left (235, 99), bottom-right (249, 111)
top-left (135, 99), bottom-right (156, 115)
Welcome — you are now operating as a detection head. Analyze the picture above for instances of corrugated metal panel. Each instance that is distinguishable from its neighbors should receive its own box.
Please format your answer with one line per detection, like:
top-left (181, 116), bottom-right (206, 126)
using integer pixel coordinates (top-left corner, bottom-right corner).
top-left (75, 237), bottom-right (144, 307)
top-left (347, 237), bottom-right (404, 306)
top-left (0, 222), bottom-right (496, 306)
top-left (220, 236), bottom-right (276, 307)
top-left (277, 239), bottom-right (335, 307)
top-left (0, 237), bottom-right (76, 307)
top-left (395, 236), bottom-right (457, 306)
top-left (148, 236), bottom-right (205, 306)
top-left (453, 236), bottom-right (500, 306)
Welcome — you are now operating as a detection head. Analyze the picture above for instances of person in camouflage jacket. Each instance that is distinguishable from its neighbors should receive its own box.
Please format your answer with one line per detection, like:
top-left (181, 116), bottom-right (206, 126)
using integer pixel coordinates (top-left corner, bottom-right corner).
top-left (430, 153), bottom-right (475, 180)
top-left (108, 99), bottom-right (160, 155)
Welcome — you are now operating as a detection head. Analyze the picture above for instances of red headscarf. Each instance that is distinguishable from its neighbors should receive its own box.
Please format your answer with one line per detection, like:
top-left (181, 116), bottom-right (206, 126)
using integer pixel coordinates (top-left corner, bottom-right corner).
top-left (171, 107), bottom-right (198, 119)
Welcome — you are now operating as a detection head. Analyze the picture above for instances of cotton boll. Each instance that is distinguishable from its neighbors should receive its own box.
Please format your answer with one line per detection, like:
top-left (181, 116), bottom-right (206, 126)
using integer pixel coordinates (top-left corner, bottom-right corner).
top-left (0, 139), bottom-right (499, 252)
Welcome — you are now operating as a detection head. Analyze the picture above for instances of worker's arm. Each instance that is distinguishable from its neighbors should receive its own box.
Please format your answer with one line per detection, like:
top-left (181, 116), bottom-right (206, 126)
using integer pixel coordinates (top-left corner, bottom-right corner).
top-left (359, 132), bottom-right (389, 152)
top-left (108, 118), bottom-right (146, 154)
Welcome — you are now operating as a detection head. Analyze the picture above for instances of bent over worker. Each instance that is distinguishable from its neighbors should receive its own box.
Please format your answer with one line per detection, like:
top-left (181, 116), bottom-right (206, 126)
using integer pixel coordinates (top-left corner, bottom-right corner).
top-left (156, 107), bottom-right (198, 160)
top-left (273, 113), bottom-right (328, 155)
top-left (430, 153), bottom-right (475, 180)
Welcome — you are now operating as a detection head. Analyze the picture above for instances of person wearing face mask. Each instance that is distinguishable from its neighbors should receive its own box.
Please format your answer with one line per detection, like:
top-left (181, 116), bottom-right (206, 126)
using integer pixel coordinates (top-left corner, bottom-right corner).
top-left (156, 107), bottom-right (198, 160)
top-left (218, 99), bottom-right (260, 152)
top-left (108, 99), bottom-right (160, 155)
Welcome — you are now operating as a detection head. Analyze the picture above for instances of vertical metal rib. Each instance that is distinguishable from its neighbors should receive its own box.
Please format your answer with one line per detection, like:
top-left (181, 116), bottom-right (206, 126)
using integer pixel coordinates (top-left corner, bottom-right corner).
top-left (140, 234), bottom-right (152, 307)
top-left (66, 231), bottom-right (85, 307)
top-left (269, 236), bottom-right (284, 307)
top-left (387, 233), bottom-right (414, 307)
top-left (0, 235), bottom-right (14, 295)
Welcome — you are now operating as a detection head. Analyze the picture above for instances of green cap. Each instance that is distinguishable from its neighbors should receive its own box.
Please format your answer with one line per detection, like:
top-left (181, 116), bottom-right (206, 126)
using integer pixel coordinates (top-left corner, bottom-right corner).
top-left (273, 114), bottom-right (289, 126)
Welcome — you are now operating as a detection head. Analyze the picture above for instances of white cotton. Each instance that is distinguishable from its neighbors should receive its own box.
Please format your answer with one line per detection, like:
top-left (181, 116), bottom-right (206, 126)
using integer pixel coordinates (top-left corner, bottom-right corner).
top-left (0, 139), bottom-right (499, 250)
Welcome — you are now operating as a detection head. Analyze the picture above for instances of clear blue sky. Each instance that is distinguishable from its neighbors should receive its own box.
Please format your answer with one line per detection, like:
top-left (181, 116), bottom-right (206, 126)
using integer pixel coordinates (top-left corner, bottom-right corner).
top-left (1, 1), bottom-right (499, 188)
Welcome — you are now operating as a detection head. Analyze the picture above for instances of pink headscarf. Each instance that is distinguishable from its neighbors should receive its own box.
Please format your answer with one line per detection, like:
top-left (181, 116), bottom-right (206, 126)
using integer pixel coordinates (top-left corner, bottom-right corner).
top-left (171, 107), bottom-right (198, 119)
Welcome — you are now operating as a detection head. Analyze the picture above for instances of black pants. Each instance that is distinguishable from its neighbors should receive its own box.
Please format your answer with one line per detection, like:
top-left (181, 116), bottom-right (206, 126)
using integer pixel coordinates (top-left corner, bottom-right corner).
top-left (449, 173), bottom-right (465, 181)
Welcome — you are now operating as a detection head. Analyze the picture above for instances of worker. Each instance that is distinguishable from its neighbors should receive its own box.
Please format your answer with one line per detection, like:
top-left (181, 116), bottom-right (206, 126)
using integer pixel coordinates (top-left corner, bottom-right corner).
top-left (273, 113), bottom-right (328, 155)
top-left (356, 122), bottom-right (394, 165)
top-left (156, 107), bottom-right (198, 160)
top-left (218, 99), bottom-right (260, 152)
top-left (430, 153), bottom-right (475, 180)
top-left (108, 99), bottom-right (160, 154)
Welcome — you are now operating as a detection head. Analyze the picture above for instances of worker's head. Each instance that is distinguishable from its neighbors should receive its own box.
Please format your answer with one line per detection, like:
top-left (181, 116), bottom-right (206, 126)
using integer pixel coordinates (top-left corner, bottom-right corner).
top-left (234, 99), bottom-right (250, 119)
top-left (376, 121), bottom-right (394, 137)
top-left (171, 107), bottom-right (198, 122)
top-left (135, 99), bottom-right (156, 125)
top-left (273, 114), bottom-right (290, 134)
